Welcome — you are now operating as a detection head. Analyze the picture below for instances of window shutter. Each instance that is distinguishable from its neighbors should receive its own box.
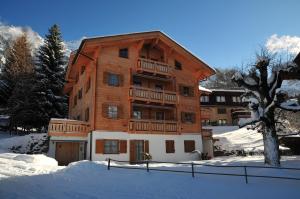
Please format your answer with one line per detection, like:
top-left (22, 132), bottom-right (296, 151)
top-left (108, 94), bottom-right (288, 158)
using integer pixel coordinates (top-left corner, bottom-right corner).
top-left (117, 105), bottom-right (123, 119)
top-left (144, 140), bottom-right (149, 153)
top-left (103, 72), bottom-right (109, 84)
top-left (184, 140), bottom-right (195, 152)
top-left (181, 112), bottom-right (186, 122)
top-left (118, 74), bottom-right (124, 86)
top-left (102, 103), bottom-right (109, 118)
top-left (130, 140), bottom-right (136, 162)
top-left (119, 140), bottom-right (127, 153)
top-left (95, 140), bottom-right (104, 154)
top-left (189, 86), bottom-right (195, 97)
top-left (179, 85), bottom-right (184, 95)
top-left (191, 113), bottom-right (196, 123)
top-left (166, 140), bottom-right (175, 153)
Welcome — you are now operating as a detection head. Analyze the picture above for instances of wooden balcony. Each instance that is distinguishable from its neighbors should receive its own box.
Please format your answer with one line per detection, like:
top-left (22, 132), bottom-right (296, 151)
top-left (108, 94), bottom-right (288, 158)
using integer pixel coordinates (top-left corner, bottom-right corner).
top-left (137, 58), bottom-right (173, 76)
top-left (48, 118), bottom-right (90, 137)
top-left (129, 119), bottom-right (178, 134)
top-left (129, 86), bottom-right (177, 105)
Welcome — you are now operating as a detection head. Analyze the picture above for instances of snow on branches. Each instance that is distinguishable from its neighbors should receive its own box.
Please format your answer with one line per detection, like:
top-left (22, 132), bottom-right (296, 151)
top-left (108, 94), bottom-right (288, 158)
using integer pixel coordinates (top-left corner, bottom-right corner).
top-left (232, 50), bottom-right (300, 166)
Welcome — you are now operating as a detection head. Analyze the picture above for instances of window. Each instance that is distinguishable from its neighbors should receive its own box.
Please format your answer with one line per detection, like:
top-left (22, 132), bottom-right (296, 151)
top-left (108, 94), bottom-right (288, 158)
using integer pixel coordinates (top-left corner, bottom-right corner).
top-left (200, 96), bottom-right (209, 102)
top-left (133, 110), bottom-right (142, 119)
top-left (119, 48), bottom-right (128, 58)
top-left (73, 95), bottom-right (77, 107)
top-left (216, 96), bottom-right (226, 102)
top-left (156, 112), bottom-right (165, 120)
top-left (165, 140), bottom-right (175, 153)
top-left (108, 73), bottom-right (120, 86)
top-left (181, 112), bottom-right (196, 123)
top-left (108, 105), bottom-right (118, 119)
top-left (175, 60), bottom-right (182, 70)
top-left (104, 140), bottom-right (119, 154)
top-left (81, 65), bottom-right (85, 74)
top-left (232, 96), bottom-right (241, 103)
top-left (85, 108), bottom-right (89, 122)
top-left (201, 119), bottom-right (210, 126)
top-left (184, 140), bottom-right (195, 152)
top-left (180, 85), bottom-right (194, 97)
top-left (217, 108), bottom-right (227, 114)
top-left (155, 84), bottom-right (163, 90)
top-left (183, 87), bottom-right (190, 96)
top-left (78, 88), bottom-right (83, 99)
top-left (218, 119), bottom-right (227, 126)
top-left (75, 73), bottom-right (79, 83)
top-left (133, 78), bottom-right (142, 87)
top-left (86, 77), bottom-right (91, 93)
top-left (76, 115), bottom-right (81, 120)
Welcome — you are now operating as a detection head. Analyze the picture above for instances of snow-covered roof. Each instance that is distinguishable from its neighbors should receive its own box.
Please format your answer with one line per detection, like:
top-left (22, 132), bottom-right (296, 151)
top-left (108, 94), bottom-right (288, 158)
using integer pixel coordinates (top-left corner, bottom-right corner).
top-left (198, 85), bottom-right (212, 93)
top-left (209, 88), bottom-right (245, 92)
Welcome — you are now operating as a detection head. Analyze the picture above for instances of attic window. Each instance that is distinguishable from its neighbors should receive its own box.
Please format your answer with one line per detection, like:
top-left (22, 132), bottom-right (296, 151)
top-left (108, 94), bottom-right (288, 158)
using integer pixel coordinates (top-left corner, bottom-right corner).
top-left (81, 65), bottom-right (85, 74)
top-left (119, 48), bottom-right (128, 58)
top-left (175, 60), bottom-right (182, 70)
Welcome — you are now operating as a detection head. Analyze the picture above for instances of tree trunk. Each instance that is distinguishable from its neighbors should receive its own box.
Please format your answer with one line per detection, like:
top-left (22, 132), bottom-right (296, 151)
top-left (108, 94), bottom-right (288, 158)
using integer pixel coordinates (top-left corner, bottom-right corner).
top-left (263, 123), bottom-right (280, 166)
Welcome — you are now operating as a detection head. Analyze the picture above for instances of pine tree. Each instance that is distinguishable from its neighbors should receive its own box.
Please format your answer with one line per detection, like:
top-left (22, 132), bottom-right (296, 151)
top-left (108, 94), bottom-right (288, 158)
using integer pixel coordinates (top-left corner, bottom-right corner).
top-left (33, 24), bottom-right (68, 126)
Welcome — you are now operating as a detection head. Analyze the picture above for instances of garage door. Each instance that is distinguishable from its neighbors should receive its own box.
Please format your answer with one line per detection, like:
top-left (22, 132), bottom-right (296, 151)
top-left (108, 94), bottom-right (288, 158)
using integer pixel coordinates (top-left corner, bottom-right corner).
top-left (55, 142), bottom-right (79, 166)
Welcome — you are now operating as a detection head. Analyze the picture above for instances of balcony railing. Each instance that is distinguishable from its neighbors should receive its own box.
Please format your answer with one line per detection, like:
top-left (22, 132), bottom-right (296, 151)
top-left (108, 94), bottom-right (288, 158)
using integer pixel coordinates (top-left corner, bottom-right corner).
top-left (129, 119), bottom-right (178, 134)
top-left (48, 118), bottom-right (90, 137)
top-left (137, 58), bottom-right (173, 76)
top-left (129, 86), bottom-right (177, 104)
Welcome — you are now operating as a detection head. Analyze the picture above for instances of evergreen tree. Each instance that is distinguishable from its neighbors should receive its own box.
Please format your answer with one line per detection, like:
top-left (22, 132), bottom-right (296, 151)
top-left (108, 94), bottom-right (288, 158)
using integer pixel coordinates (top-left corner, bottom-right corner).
top-left (33, 24), bottom-right (68, 127)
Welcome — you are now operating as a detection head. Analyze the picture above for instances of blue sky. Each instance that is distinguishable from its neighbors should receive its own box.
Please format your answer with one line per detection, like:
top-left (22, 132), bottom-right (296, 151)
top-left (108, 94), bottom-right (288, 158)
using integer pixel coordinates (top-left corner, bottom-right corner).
top-left (0, 0), bottom-right (300, 68)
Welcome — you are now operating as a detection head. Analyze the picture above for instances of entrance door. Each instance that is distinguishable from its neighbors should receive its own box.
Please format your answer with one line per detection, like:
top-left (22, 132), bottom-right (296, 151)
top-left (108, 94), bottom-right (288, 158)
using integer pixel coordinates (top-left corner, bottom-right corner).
top-left (130, 140), bottom-right (149, 163)
top-left (135, 140), bottom-right (144, 161)
top-left (55, 142), bottom-right (79, 166)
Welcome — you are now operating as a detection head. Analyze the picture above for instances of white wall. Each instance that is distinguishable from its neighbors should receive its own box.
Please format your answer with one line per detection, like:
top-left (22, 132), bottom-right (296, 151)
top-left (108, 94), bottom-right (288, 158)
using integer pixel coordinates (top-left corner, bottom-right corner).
top-left (91, 131), bottom-right (203, 162)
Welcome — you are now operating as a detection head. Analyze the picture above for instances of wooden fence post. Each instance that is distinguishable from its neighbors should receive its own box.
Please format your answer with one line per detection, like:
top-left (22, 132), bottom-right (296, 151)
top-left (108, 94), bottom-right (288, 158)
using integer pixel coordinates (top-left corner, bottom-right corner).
top-left (192, 162), bottom-right (195, 178)
top-left (108, 158), bottom-right (111, 170)
top-left (244, 166), bottom-right (248, 184)
top-left (147, 161), bottom-right (149, 172)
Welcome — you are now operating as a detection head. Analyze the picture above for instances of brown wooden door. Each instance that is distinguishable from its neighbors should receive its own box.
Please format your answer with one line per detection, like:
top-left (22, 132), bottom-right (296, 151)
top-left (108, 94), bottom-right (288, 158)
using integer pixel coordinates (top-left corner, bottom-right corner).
top-left (55, 142), bottom-right (79, 166)
top-left (130, 140), bottom-right (149, 163)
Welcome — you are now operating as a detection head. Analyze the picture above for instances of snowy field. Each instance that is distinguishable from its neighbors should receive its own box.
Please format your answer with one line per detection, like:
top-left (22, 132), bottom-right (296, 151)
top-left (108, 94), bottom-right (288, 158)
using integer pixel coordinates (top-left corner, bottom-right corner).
top-left (204, 126), bottom-right (288, 153)
top-left (0, 153), bottom-right (300, 199)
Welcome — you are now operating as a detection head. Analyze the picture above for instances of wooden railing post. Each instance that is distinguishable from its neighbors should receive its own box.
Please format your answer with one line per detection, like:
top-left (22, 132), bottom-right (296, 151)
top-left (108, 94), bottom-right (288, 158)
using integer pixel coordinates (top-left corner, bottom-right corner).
top-left (108, 158), bottom-right (111, 170)
top-left (244, 166), bottom-right (248, 184)
top-left (146, 160), bottom-right (149, 172)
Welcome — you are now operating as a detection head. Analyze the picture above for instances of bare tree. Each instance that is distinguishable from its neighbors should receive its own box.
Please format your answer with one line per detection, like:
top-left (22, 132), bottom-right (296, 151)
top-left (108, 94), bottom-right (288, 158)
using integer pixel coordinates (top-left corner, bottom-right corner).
top-left (232, 50), bottom-right (300, 166)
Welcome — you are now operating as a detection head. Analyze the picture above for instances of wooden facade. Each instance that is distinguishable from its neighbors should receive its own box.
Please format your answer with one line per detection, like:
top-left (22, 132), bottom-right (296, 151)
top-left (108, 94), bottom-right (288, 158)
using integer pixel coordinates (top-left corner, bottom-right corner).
top-left (49, 31), bottom-right (215, 137)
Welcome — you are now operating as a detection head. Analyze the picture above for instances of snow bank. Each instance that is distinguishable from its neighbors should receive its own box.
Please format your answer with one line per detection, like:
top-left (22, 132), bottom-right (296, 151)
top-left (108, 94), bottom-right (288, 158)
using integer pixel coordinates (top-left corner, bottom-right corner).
top-left (0, 153), bottom-right (61, 179)
top-left (0, 155), bottom-right (300, 199)
top-left (13, 154), bottom-right (57, 166)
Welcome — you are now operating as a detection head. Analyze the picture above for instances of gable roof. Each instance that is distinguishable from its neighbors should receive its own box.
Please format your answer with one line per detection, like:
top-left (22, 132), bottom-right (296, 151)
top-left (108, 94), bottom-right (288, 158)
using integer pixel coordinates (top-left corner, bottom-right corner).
top-left (71, 31), bottom-right (215, 76)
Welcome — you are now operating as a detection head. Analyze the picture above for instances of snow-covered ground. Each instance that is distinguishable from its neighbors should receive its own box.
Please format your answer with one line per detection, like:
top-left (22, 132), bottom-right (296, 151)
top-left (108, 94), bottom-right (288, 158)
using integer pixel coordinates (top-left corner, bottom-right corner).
top-left (0, 131), bottom-right (48, 153)
top-left (0, 153), bottom-right (299, 199)
top-left (205, 126), bottom-right (288, 154)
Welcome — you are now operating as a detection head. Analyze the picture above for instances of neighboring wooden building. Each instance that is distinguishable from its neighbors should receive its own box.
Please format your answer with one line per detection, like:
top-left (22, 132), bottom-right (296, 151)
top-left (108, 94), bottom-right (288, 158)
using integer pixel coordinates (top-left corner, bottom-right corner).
top-left (47, 31), bottom-right (215, 165)
top-left (200, 88), bottom-right (250, 126)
